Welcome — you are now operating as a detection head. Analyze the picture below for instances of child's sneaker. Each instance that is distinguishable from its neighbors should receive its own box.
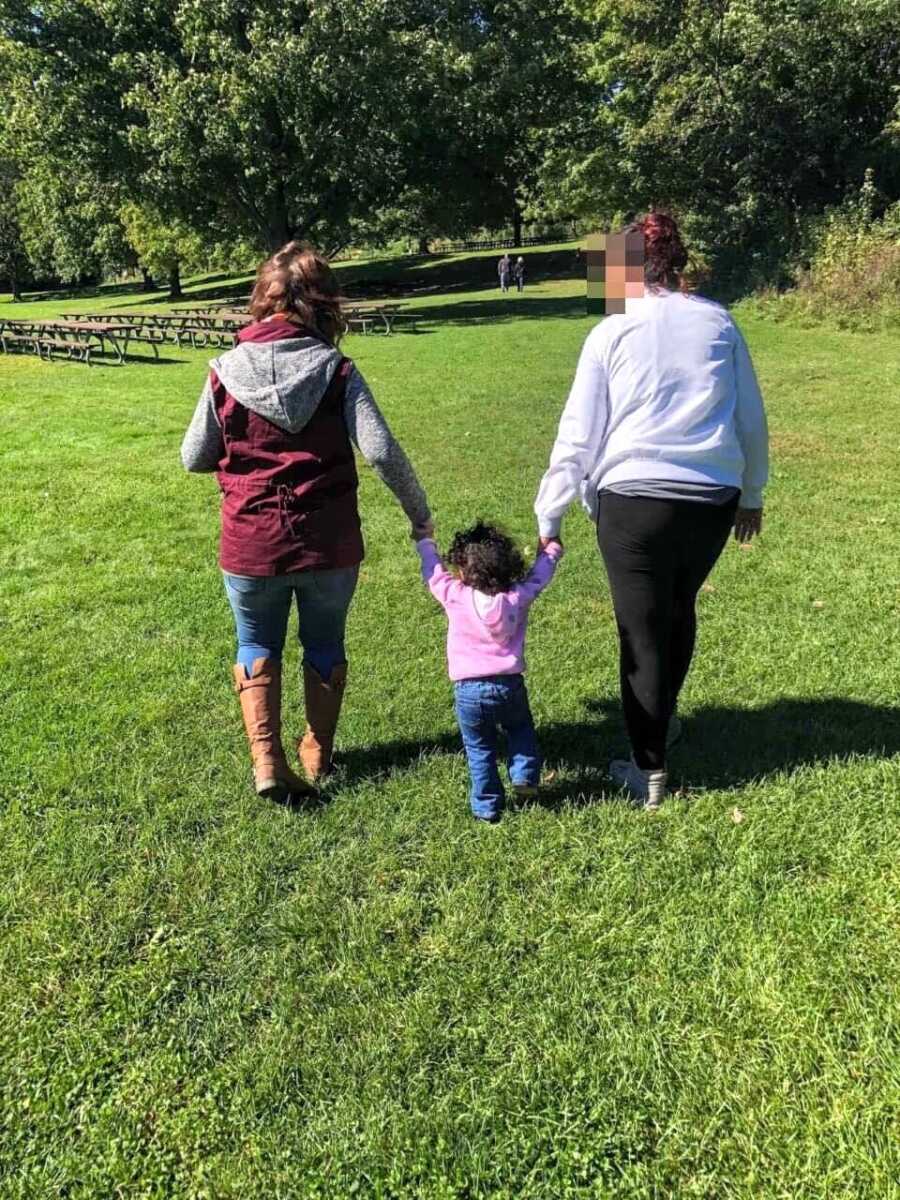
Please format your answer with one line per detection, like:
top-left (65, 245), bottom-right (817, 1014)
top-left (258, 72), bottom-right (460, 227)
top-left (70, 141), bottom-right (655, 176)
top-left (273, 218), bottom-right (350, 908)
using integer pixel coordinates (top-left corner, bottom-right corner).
top-left (609, 757), bottom-right (667, 812)
top-left (474, 810), bottom-right (502, 824)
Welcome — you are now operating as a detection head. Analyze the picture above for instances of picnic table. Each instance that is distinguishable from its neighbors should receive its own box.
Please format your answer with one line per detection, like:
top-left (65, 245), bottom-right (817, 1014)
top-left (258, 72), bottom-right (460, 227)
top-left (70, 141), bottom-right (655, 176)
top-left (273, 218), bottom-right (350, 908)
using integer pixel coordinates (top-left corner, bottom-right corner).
top-left (48, 320), bottom-right (154, 363)
top-left (66, 310), bottom-right (241, 348)
top-left (174, 301), bottom-right (244, 313)
top-left (345, 304), bottom-right (416, 335)
top-left (68, 310), bottom-right (190, 344)
top-left (0, 318), bottom-right (152, 364)
top-left (193, 309), bottom-right (249, 329)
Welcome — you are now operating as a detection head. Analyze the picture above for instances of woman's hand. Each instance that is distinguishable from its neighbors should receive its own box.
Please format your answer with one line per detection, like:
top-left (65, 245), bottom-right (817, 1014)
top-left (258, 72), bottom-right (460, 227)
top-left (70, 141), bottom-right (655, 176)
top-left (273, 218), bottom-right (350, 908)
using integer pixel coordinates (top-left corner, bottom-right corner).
top-left (539, 535), bottom-right (563, 552)
top-left (411, 519), bottom-right (435, 541)
top-left (734, 508), bottom-right (763, 543)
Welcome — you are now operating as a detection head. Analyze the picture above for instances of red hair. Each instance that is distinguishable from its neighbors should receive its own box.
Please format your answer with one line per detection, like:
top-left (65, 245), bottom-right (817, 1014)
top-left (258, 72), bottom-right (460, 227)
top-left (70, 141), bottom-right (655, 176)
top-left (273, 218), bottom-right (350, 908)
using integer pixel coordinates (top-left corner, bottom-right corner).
top-left (626, 212), bottom-right (689, 290)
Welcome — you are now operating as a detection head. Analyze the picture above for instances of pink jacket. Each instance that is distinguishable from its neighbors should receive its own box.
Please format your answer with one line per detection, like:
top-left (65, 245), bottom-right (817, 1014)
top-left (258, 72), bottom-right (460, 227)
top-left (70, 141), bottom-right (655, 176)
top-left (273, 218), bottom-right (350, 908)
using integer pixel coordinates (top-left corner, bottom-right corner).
top-left (416, 538), bottom-right (563, 682)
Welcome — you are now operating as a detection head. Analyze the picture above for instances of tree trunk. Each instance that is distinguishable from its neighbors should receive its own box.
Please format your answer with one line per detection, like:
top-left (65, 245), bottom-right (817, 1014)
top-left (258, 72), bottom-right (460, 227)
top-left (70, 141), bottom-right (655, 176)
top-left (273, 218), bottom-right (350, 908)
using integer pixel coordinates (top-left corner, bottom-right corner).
top-left (265, 191), bottom-right (292, 252)
top-left (11, 272), bottom-right (22, 301)
top-left (512, 204), bottom-right (523, 248)
top-left (140, 266), bottom-right (156, 292)
top-left (168, 261), bottom-right (183, 301)
top-left (417, 235), bottom-right (431, 255)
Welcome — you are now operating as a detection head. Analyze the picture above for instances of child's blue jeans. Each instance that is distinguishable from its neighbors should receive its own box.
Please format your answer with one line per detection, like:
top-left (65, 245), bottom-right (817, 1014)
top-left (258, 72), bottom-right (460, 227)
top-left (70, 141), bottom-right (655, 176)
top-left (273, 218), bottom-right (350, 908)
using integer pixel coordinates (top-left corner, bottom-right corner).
top-left (453, 674), bottom-right (541, 821)
top-left (224, 567), bottom-right (359, 680)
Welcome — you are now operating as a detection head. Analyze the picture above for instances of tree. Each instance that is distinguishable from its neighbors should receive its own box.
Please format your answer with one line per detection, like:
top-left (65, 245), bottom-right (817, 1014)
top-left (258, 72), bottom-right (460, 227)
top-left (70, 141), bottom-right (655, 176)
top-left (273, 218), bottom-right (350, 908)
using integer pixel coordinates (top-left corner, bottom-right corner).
top-left (545, 0), bottom-right (900, 286)
top-left (119, 203), bottom-right (207, 300)
top-left (0, 7), bottom-right (138, 283)
top-left (451, 0), bottom-right (597, 244)
top-left (116, 1), bottom-right (477, 252)
top-left (2, 0), bottom-right (599, 264)
top-left (351, 1), bottom-right (598, 249)
top-left (0, 160), bottom-right (28, 300)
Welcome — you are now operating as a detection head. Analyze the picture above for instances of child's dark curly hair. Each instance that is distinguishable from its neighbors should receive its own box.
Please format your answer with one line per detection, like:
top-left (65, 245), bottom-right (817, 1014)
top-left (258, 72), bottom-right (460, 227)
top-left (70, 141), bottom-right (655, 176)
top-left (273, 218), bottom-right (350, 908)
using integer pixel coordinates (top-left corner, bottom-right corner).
top-left (446, 522), bottom-right (527, 595)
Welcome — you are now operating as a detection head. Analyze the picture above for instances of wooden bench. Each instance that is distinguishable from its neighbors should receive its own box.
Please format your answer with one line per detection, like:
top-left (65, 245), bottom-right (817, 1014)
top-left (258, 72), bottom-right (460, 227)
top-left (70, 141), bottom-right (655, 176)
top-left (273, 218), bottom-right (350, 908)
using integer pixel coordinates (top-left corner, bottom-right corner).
top-left (180, 326), bottom-right (236, 349)
top-left (0, 332), bottom-right (94, 364)
top-left (37, 338), bottom-right (94, 365)
top-left (0, 332), bottom-right (41, 355)
top-left (377, 307), bottom-right (419, 334)
top-left (346, 316), bottom-right (375, 335)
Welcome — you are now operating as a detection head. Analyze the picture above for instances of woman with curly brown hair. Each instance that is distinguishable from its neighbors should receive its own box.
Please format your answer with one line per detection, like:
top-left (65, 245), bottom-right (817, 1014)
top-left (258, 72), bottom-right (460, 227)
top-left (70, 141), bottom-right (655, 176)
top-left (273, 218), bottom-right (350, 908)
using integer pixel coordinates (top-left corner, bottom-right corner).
top-left (181, 242), bottom-right (431, 803)
top-left (413, 521), bottom-right (563, 823)
top-left (535, 213), bottom-right (769, 811)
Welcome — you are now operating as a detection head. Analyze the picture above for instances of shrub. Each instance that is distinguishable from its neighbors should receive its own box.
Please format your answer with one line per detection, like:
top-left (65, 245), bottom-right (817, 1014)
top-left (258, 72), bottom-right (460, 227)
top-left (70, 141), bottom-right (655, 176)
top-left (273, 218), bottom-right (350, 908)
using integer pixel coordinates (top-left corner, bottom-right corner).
top-left (748, 172), bottom-right (900, 332)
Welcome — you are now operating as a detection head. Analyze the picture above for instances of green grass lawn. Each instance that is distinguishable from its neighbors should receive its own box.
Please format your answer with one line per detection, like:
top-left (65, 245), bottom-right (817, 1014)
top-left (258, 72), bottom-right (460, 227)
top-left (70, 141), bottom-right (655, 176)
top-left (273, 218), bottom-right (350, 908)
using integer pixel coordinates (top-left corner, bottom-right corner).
top-left (1, 264), bottom-right (899, 1198)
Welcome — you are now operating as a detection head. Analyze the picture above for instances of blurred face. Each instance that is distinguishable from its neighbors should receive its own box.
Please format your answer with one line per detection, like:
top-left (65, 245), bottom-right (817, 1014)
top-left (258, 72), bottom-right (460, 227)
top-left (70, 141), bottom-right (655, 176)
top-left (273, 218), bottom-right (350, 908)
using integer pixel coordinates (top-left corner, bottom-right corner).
top-left (586, 230), bottom-right (645, 315)
top-left (605, 232), bottom-right (645, 301)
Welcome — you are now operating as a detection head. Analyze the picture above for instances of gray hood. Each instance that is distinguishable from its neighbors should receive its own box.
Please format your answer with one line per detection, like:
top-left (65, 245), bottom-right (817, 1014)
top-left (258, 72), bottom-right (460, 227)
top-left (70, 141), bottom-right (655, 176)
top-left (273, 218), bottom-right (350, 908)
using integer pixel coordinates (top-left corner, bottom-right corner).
top-left (210, 335), bottom-right (343, 433)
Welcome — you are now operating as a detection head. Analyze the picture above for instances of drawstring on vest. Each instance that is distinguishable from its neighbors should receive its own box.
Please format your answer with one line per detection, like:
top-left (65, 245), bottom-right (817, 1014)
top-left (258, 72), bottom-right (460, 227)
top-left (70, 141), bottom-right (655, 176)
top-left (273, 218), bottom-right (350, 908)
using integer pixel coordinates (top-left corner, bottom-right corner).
top-left (277, 484), bottom-right (303, 537)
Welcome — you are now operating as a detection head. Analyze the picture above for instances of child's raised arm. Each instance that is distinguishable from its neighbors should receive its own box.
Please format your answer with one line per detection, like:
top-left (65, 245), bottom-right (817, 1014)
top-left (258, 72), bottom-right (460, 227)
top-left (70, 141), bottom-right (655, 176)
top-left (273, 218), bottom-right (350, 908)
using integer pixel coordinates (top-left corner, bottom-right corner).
top-left (414, 536), bottom-right (460, 610)
top-left (516, 540), bottom-right (564, 605)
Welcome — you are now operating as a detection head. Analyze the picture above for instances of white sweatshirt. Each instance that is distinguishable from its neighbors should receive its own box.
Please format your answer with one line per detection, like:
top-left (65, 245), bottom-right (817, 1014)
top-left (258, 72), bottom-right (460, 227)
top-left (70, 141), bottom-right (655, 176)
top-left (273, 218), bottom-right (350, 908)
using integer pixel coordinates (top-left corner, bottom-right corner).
top-left (534, 290), bottom-right (769, 537)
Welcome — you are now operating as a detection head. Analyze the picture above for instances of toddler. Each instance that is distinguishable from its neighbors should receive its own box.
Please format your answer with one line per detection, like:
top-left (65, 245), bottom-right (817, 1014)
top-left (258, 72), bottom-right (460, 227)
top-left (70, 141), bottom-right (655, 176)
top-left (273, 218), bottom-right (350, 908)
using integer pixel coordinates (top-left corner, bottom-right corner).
top-left (414, 521), bottom-right (563, 822)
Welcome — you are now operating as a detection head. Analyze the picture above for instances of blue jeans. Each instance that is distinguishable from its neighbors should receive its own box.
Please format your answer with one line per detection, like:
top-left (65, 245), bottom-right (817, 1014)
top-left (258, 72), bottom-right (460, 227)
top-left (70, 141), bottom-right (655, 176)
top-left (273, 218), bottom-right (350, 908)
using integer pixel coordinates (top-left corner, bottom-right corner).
top-left (224, 567), bottom-right (359, 680)
top-left (454, 675), bottom-right (541, 821)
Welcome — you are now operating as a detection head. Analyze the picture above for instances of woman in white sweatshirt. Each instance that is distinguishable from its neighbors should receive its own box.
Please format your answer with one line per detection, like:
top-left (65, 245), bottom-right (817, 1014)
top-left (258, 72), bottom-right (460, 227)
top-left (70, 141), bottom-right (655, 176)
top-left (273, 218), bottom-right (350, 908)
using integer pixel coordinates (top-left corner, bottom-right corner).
top-left (534, 213), bottom-right (769, 809)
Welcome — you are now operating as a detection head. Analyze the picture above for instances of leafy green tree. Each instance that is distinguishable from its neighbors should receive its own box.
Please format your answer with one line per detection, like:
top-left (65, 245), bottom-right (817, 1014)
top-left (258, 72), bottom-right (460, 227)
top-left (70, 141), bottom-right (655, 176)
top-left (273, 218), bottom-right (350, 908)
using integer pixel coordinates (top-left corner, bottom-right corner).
top-left (0, 3), bottom-right (212, 282)
top-left (119, 203), bottom-right (207, 300)
top-left (14, 171), bottom-right (134, 284)
top-left (2, 0), bottom-right (597, 261)
top-left (115, 1), bottom-right (472, 252)
top-left (0, 160), bottom-right (28, 300)
top-left (546, 0), bottom-right (900, 285)
top-left (448, 0), bottom-right (597, 244)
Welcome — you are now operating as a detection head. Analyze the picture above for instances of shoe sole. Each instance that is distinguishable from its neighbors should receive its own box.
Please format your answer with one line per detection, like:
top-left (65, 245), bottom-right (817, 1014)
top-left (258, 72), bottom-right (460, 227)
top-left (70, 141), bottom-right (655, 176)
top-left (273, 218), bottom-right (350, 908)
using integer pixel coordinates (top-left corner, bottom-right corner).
top-left (257, 780), bottom-right (288, 801)
top-left (257, 779), bottom-right (318, 801)
top-left (609, 761), bottom-right (667, 810)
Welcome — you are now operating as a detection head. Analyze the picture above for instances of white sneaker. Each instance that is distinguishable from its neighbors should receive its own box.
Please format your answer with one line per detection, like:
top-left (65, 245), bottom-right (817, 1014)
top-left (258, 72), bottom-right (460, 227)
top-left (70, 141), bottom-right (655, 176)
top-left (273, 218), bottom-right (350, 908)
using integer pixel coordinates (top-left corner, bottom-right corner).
top-left (609, 757), bottom-right (668, 811)
top-left (667, 714), bottom-right (683, 748)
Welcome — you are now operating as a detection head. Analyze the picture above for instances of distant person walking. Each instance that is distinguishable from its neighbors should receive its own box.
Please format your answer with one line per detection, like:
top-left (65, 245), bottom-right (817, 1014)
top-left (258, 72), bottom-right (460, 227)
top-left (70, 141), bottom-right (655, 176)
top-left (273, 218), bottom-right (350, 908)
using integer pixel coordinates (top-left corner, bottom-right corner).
top-left (181, 242), bottom-right (431, 803)
top-left (498, 253), bottom-right (511, 293)
top-left (534, 212), bottom-right (769, 810)
top-left (513, 256), bottom-right (526, 292)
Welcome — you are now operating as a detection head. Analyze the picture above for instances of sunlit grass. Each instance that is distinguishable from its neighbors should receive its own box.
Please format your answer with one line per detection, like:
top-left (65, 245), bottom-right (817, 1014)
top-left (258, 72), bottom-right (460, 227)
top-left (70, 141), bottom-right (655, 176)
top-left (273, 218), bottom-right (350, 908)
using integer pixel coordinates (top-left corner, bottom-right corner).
top-left (1, 266), bottom-right (898, 1197)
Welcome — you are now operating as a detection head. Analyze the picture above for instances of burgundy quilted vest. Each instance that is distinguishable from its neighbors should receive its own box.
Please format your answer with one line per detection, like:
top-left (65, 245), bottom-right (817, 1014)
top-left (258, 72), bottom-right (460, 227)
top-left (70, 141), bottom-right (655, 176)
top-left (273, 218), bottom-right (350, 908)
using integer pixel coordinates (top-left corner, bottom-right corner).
top-left (213, 321), bottom-right (364, 576)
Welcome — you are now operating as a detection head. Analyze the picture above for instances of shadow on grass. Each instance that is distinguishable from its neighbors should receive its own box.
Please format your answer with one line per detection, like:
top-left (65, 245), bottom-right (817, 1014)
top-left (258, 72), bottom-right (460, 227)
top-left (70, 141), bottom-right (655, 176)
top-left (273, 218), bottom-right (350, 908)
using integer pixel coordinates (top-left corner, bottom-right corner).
top-left (339, 246), bottom-right (583, 298)
top-left (663, 695), bottom-right (900, 790)
top-left (19, 271), bottom-right (240, 306)
top-left (306, 696), bottom-right (900, 813)
top-left (43, 353), bottom-right (189, 369)
top-left (411, 293), bottom-right (587, 327)
top-left (127, 279), bottom-right (255, 310)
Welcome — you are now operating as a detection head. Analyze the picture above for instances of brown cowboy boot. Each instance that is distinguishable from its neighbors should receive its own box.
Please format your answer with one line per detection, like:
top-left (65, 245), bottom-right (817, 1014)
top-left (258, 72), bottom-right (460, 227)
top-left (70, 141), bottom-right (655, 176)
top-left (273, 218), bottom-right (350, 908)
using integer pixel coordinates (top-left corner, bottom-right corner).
top-left (298, 662), bottom-right (347, 782)
top-left (234, 658), bottom-right (315, 800)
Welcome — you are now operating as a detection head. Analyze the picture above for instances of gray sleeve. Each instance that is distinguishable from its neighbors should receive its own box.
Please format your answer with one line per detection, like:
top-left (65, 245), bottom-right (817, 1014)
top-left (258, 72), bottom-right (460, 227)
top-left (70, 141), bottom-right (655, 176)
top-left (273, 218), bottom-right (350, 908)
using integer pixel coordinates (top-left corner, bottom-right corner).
top-left (181, 376), bottom-right (224, 473)
top-left (343, 366), bottom-right (431, 527)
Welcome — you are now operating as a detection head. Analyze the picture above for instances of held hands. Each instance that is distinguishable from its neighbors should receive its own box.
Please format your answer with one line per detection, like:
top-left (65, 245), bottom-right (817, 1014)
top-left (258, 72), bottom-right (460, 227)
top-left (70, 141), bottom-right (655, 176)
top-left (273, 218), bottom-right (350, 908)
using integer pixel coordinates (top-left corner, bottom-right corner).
top-left (734, 508), bottom-right (763, 543)
top-left (411, 519), bottom-right (435, 542)
top-left (538, 535), bottom-right (564, 554)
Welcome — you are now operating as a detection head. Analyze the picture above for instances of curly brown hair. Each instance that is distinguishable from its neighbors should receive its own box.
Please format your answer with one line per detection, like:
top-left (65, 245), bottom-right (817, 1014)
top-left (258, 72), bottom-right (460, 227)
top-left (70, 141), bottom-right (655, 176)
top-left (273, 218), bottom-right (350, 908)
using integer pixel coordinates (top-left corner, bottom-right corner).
top-left (446, 522), bottom-right (527, 595)
top-left (248, 241), bottom-right (347, 345)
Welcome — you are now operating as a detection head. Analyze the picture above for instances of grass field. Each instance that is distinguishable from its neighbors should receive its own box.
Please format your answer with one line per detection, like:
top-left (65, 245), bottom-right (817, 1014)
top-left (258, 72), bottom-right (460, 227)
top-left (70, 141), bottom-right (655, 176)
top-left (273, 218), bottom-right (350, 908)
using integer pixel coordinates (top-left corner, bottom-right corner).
top-left (2, 255), bottom-right (899, 1198)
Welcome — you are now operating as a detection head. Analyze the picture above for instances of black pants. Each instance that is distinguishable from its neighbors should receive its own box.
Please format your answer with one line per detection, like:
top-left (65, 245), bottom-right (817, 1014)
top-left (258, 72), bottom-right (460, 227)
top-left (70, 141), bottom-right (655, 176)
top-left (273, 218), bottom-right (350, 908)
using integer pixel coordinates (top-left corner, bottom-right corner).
top-left (596, 492), bottom-right (738, 771)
